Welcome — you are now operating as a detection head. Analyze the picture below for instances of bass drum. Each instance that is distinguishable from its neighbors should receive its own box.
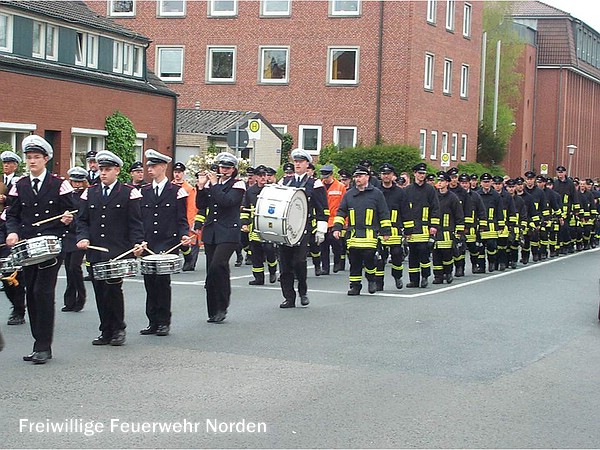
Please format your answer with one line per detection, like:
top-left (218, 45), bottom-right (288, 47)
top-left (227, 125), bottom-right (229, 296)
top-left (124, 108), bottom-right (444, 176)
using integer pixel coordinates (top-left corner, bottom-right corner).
top-left (254, 185), bottom-right (308, 246)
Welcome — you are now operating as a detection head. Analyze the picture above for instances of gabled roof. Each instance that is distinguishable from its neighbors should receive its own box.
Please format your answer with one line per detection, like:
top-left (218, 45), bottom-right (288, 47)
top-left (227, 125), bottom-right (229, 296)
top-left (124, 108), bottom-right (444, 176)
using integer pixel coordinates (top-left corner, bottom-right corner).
top-left (177, 109), bottom-right (259, 136)
top-left (510, 1), bottom-right (571, 19)
top-left (0, 0), bottom-right (149, 42)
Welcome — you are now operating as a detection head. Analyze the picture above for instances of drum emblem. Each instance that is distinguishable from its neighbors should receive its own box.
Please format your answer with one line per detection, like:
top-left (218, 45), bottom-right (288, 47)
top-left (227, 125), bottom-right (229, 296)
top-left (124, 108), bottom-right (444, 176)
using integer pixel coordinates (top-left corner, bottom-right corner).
top-left (268, 204), bottom-right (276, 214)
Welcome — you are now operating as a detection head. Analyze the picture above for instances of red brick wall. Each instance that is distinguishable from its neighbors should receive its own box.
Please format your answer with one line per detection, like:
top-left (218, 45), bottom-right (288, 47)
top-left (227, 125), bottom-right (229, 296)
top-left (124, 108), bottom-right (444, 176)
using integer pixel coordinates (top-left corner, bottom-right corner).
top-left (88, 0), bottom-right (481, 167)
top-left (2, 71), bottom-right (175, 175)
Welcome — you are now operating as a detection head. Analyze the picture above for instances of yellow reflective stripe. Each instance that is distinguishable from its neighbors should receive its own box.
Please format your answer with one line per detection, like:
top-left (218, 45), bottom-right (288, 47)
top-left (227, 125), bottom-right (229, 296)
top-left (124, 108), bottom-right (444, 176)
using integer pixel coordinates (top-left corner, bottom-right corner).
top-left (422, 206), bottom-right (429, 221)
top-left (404, 220), bottom-right (415, 228)
top-left (349, 209), bottom-right (355, 226)
top-left (365, 209), bottom-right (373, 226)
top-left (443, 214), bottom-right (449, 228)
top-left (391, 210), bottom-right (398, 223)
top-left (333, 216), bottom-right (345, 226)
top-left (380, 219), bottom-right (392, 228)
top-left (488, 208), bottom-right (495, 220)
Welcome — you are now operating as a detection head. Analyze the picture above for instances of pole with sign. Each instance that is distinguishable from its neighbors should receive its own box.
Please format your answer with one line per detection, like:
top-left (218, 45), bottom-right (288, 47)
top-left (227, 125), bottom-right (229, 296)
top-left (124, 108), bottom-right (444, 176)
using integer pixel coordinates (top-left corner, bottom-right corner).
top-left (440, 153), bottom-right (451, 168)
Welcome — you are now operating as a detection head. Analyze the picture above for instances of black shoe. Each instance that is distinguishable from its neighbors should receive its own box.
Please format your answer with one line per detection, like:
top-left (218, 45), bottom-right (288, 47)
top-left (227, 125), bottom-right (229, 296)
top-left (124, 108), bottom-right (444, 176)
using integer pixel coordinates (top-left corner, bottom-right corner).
top-left (509, 261), bottom-right (517, 269)
top-left (248, 279), bottom-right (264, 286)
top-left (279, 300), bottom-right (296, 308)
top-left (455, 267), bottom-right (465, 277)
top-left (182, 265), bottom-right (195, 272)
top-left (110, 330), bottom-right (126, 346)
top-left (156, 325), bottom-right (170, 336)
top-left (445, 273), bottom-right (454, 284)
top-left (140, 326), bottom-right (158, 335)
top-left (406, 281), bottom-right (419, 288)
top-left (394, 278), bottom-right (403, 289)
top-left (32, 351), bottom-right (52, 364)
top-left (375, 280), bottom-right (384, 291)
top-left (23, 351), bottom-right (52, 362)
top-left (92, 335), bottom-right (111, 346)
top-left (532, 254), bottom-right (539, 262)
top-left (214, 311), bottom-right (227, 322)
top-left (347, 285), bottom-right (361, 296)
top-left (73, 303), bottom-right (85, 312)
top-left (61, 306), bottom-right (75, 312)
top-left (540, 252), bottom-right (548, 259)
top-left (234, 257), bottom-right (243, 267)
top-left (300, 295), bottom-right (310, 306)
top-left (472, 266), bottom-right (485, 274)
top-left (314, 267), bottom-right (324, 276)
top-left (368, 281), bottom-right (377, 294)
top-left (488, 265), bottom-right (495, 273)
top-left (567, 247), bottom-right (575, 254)
top-left (320, 269), bottom-right (330, 275)
top-left (432, 277), bottom-right (444, 285)
top-left (498, 263), bottom-right (506, 271)
top-left (83, 275), bottom-right (92, 281)
top-left (245, 257), bottom-right (252, 265)
top-left (7, 314), bottom-right (25, 325)
top-left (269, 272), bottom-right (277, 284)
top-left (420, 278), bottom-right (428, 288)
top-left (333, 262), bottom-right (343, 273)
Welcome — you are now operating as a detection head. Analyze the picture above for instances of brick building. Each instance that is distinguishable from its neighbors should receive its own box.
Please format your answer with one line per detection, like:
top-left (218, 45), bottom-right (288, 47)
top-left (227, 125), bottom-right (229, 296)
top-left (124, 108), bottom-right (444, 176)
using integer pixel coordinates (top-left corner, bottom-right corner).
top-left (87, 0), bottom-right (482, 167)
top-left (508, 1), bottom-right (600, 178)
top-left (0, 0), bottom-right (177, 175)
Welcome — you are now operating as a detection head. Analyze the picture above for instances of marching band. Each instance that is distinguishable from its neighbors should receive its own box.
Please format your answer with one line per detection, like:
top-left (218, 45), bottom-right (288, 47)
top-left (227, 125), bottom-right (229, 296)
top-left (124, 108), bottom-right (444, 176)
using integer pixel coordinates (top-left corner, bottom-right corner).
top-left (1, 135), bottom-right (600, 363)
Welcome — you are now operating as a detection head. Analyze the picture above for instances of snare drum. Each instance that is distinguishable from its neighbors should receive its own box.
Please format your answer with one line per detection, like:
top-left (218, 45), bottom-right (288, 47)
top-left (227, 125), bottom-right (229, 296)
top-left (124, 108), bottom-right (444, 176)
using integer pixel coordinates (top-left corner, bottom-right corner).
top-left (92, 259), bottom-right (139, 280)
top-left (11, 236), bottom-right (62, 266)
top-left (140, 254), bottom-right (184, 275)
top-left (0, 257), bottom-right (21, 273)
top-left (254, 185), bottom-right (308, 246)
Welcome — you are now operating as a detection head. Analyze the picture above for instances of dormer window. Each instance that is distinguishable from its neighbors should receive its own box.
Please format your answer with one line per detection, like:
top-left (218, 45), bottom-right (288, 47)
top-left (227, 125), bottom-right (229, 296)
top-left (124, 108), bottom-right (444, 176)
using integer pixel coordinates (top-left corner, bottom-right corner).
top-left (0, 13), bottom-right (12, 52)
top-left (109, 0), bottom-right (136, 17)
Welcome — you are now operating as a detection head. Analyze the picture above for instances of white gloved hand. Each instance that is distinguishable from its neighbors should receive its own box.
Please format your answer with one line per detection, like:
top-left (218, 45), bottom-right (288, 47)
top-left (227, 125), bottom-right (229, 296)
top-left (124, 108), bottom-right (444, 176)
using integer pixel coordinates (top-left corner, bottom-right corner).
top-left (315, 231), bottom-right (326, 245)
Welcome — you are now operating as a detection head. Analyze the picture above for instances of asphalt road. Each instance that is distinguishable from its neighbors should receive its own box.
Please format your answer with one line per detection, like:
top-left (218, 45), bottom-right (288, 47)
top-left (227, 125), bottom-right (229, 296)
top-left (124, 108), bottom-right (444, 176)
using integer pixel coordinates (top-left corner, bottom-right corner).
top-left (1, 249), bottom-right (599, 448)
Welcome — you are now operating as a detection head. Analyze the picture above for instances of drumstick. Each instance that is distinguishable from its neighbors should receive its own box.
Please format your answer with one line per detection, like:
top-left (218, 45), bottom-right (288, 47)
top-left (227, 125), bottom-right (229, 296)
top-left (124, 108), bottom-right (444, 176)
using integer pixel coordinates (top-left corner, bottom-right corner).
top-left (32, 210), bottom-right (78, 227)
top-left (87, 245), bottom-right (110, 253)
top-left (163, 235), bottom-right (197, 255)
top-left (113, 241), bottom-right (147, 261)
top-left (144, 247), bottom-right (157, 255)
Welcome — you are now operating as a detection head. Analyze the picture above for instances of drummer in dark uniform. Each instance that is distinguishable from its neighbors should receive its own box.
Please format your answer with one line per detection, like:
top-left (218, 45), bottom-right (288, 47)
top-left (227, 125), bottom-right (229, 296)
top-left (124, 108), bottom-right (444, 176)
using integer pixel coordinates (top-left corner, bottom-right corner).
top-left (5, 135), bottom-right (75, 364)
top-left (86, 150), bottom-right (100, 185)
top-left (128, 161), bottom-right (148, 191)
top-left (139, 150), bottom-right (191, 337)
top-left (76, 150), bottom-right (145, 347)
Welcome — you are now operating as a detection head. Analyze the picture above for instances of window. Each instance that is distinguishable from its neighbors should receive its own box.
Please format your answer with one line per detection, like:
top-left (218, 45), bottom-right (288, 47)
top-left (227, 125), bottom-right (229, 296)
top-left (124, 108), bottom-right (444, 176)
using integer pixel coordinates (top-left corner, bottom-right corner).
top-left (159, 0), bottom-right (186, 16)
top-left (299, 125), bottom-right (322, 153)
top-left (134, 133), bottom-right (147, 161)
top-left (446, 0), bottom-right (455, 31)
top-left (113, 41), bottom-right (123, 72)
top-left (424, 53), bottom-right (434, 90)
top-left (132, 46), bottom-right (143, 76)
top-left (463, 3), bottom-right (472, 38)
top-left (441, 132), bottom-right (448, 157)
top-left (426, 0), bottom-right (436, 24)
top-left (157, 46), bottom-right (184, 81)
top-left (0, 13), bottom-right (12, 52)
top-left (451, 133), bottom-right (458, 160)
top-left (71, 128), bottom-right (108, 167)
top-left (259, 46), bottom-right (288, 83)
top-left (460, 64), bottom-right (469, 98)
top-left (443, 58), bottom-right (452, 94)
top-left (87, 34), bottom-right (98, 68)
top-left (207, 46), bottom-right (236, 82)
top-left (430, 130), bottom-right (438, 159)
top-left (123, 43), bottom-right (133, 74)
top-left (0, 123), bottom-right (36, 156)
top-left (328, 47), bottom-right (359, 85)
top-left (109, 0), bottom-right (135, 17)
top-left (330, 0), bottom-right (360, 16)
top-left (209, 0), bottom-right (237, 17)
top-left (419, 129), bottom-right (427, 159)
top-left (461, 134), bottom-right (467, 160)
top-left (273, 125), bottom-right (287, 135)
top-left (333, 126), bottom-right (357, 149)
top-left (46, 25), bottom-right (58, 61)
top-left (32, 21), bottom-right (45, 58)
top-left (261, 0), bottom-right (291, 16)
top-left (75, 32), bottom-right (86, 66)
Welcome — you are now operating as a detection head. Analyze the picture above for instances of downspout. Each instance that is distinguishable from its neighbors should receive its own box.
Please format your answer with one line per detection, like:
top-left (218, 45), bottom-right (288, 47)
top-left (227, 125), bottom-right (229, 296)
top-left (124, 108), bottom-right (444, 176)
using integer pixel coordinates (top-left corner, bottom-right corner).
top-left (374, 0), bottom-right (384, 145)
top-left (554, 66), bottom-right (563, 166)
top-left (172, 94), bottom-right (178, 161)
top-left (530, 42), bottom-right (539, 171)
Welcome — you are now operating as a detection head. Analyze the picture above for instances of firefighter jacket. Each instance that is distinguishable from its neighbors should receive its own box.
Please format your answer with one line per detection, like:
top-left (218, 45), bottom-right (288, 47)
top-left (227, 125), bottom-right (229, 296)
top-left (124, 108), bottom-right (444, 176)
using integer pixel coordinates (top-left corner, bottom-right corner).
top-left (524, 185), bottom-right (549, 226)
top-left (477, 187), bottom-right (503, 239)
top-left (323, 178), bottom-right (346, 228)
top-left (378, 183), bottom-right (409, 245)
top-left (435, 190), bottom-right (465, 249)
top-left (497, 189), bottom-right (517, 238)
top-left (403, 181), bottom-right (441, 243)
top-left (240, 182), bottom-right (263, 242)
top-left (554, 177), bottom-right (578, 219)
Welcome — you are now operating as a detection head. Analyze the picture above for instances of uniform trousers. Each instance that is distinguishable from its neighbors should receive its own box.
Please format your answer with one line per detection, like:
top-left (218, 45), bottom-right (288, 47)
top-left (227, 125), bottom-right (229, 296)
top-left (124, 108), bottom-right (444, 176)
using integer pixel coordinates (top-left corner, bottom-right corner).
top-left (63, 250), bottom-right (86, 309)
top-left (250, 240), bottom-right (277, 280)
top-left (279, 233), bottom-right (309, 303)
top-left (143, 274), bottom-right (172, 327)
top-left (477, 238), bottom-right (498, 268)
top-left (91, 272), bottom-right (126, 337)
top-left (375, 244), bottom-right (404, 281)
top-left (320, 230), bottom-right (344, 273)
top-left (348, 247), bottom-right (376, 287)
top-left (432, 246), bottom-right (454, 278)
top-left (2, 271), bottom-right (25, 316)
top-left (204, 242), bottom-right (238, 318)
top-left (407, 242), bottom-right (431, 282)
top-left (23, 256), bottom-right (63, 352)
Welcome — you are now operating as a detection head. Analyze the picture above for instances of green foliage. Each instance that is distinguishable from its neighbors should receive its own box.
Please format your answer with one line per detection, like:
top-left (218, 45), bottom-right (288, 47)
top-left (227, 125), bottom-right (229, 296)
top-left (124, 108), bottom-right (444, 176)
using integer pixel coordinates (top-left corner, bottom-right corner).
top-left (206, 138), bottom-right (218, 156)
top-left (457, 160), bottom-right (505, 178)
top-left (279, 133), bottom-right (294, 165)
top-left (317, 143), bottom-right (338, 164)
top-left (328, 144), bottom-right (424, 175)
top-left (105, 111), bottom-right (137, 182)
top-left (0, 142), bottom-right (25, 175)
top-left (185, 153), bottom-right (250, 184)
top-left (477, 124), bottom-right (507, 167)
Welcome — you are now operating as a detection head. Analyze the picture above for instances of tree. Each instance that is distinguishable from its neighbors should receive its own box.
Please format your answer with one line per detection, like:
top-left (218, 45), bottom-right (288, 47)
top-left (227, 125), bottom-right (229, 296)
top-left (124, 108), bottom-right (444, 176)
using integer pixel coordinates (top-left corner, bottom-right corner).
top-left (328, 144), bottom-right (425, 175)
top-left (105, 111), bottom-right (137, 182)
top-left (280, 133), bottom-right (293, 165)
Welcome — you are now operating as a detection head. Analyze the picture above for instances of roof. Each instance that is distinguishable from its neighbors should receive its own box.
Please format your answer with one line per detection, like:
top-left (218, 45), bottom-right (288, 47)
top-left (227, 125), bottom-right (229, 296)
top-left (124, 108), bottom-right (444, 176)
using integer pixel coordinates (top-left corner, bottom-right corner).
top-left (177, 109), bottom-right (259, 135)
top-left (510, 1), bottom-right (571, 19)
top-left (0, 0), bottom-right (149, 42)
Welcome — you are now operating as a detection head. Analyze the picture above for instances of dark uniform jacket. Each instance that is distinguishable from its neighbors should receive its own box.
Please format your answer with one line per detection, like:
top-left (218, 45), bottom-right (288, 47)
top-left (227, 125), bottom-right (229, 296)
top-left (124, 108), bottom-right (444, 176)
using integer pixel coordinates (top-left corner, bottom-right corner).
top-left (63, 188), bottom-right (86, 253)
top-left (544, 187), bottom-right (563, 220)
top-left (196, 177), bottom-right (246, 244)
top-left (554, 177), bottom-right (577, 218)
top-left (477, 187), bottom-right (503, 238)
top-left (524, 185), bottom-right (548, 226)
top-left (436, 190), bottom-right (465, 248)
top-left (403, 181), bottom-right (441, 243)
top-left (240, 183), bottom-right (264, 242)
top-left (76, 182), bottom-right (144, 263)
top-left (6, 173), bottom-right (74, 240)
top-left (281, 174), bottom-right (329, 232)
top-left (141, 182), bottom-right (189, 253)
top-left (378, 183), bottom-right (409, 245)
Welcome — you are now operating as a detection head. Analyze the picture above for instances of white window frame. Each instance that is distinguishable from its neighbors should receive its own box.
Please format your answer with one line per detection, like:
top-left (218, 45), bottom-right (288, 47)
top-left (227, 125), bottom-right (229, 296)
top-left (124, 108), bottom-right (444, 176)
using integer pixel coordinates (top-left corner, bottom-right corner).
top-left (75, 32), bottom-right (87, 66)
top-left (273, 125), bottom-right (288, 136)
top-left (260, 0), bottom-right (291, 17)
top-left (419, 129), bottom-right (427, 159)
top-left (109, 0), bottom-right (136, 17)
top-left (123, 43), bottom-right (133, 75)
top-left (298, 125), bottom-right (322, 154)
top-left (113, 41), bottom-right (123, 73)
top-left (330, 0), bottom-right (361, 17)
top-left (0, 13), bottom-right (13, 53)
top-left (0, 123), bottom-right (36, 155)
top-left (32, 21), bottom-right (45, 59)
top-left (461, 134), bottom-right (467, 161)
top-left (259, 46), bottom-right (289, 84)
top-left (133, 46), bottom-right (143, 77)
top-left (207, 46), bottom-right (236, 83)
top-left (87, 34), bottom-right (99, 69)
top-left (208, 0), bottom-right (238, 17)
top-left (446, 0), bottom-right (455, 31)
top-left (134, 133), bottom-right (147, 161)
top-left (71, 128), bottom-right (108, 168)
top-left (430, 130), bottom-right (438, 160)
top-left (426, 0), bottom-right (436, 24)
top-left (156, 45), bottom-right (184, 82)
top-left (463, 3), bottom-right (472, 38)
top-left (440, 132), bottom-right (448, 159)
top-left (443, 58), bottom-right (452, 95)
top-left (327, 46), bottom-right (359, 86)
top-left (333, 126), bottom-right (357, 149)
top-left (460, 64), bottom-right (469, 98)
top-left (451, 133), bottom-right (458, 160)
top-left (45, 24), bottom-right (58, 61)
top-left (424, 53), bottom-right (434, 90)
top-left (158, 0), bottom-right (186, 17)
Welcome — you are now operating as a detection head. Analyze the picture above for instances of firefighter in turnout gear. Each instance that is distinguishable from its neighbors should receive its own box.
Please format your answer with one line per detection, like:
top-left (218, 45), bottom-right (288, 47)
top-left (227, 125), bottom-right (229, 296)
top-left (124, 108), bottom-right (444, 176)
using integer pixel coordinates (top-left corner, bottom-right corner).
top-left (492, 175), bottom-right (517, 271)
top-left (506, 179), bottom-right (528, 269)
top-left (476, 173), bottom-right (503, 273)
top-left (448, 168), bottom-right (472, 277)
top-left (458, 173), bottom-right (486, 274)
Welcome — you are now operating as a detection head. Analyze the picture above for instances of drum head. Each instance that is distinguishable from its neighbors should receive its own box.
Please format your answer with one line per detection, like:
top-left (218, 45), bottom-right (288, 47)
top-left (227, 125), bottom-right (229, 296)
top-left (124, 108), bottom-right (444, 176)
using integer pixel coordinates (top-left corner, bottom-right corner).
top-left (284, 190), bottom-right (308, 245)
top-left (142, 254), bottom-right (180, 262)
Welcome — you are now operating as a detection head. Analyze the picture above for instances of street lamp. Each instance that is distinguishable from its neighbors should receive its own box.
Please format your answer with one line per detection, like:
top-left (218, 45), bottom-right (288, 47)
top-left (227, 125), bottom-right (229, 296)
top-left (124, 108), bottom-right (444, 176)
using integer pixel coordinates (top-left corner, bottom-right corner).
top-left (567, 144), bottom-right (577, 175)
